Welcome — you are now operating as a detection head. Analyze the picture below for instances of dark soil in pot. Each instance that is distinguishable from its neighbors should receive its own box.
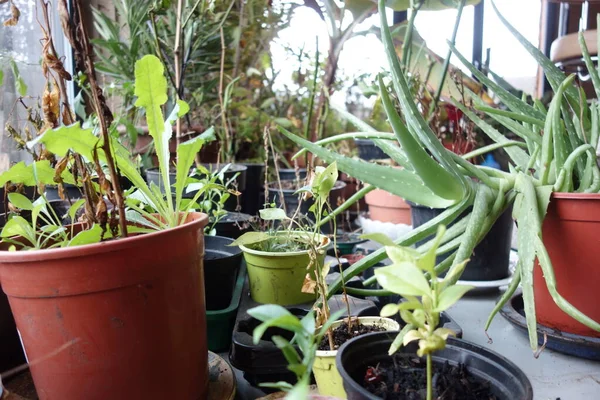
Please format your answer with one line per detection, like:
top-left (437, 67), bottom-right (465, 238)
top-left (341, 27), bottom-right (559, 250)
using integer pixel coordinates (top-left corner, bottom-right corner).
top-left (318, 320), bottom-right (385, 351)
top-left (363, 357), bottom-right (496, 400)
top-left (204, 235), bottom-right (243, 311)
top-left (337, 333), bottom-right (533, 400)
top-left (410, 203), bottom-right (513, 281)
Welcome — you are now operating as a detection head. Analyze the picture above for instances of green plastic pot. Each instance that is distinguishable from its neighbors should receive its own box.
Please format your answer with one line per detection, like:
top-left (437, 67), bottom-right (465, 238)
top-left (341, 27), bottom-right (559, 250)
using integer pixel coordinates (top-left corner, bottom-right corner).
top-left (313, 317), bottom-right (399, 398)
top-left (239, 233), bottom-right (329, 305)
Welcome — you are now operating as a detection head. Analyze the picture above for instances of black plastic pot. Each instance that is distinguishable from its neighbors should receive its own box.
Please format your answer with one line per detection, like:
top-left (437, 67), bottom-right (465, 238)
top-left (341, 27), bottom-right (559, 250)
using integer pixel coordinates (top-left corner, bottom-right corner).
top-left (204, 236), bottom-right (243, 311)
top-left (337, 333), bottom-right (533, 400)
top-left (354, 139), bottom-right (389, 161)
top-left (240, 163), bottom-right (264, 216)
top-left (0, 291), bottom-right (26, 373)
top-left (213, 212), bottom-right (253, 239)
top-left (229, 295), bottom-right (380, 389)
top-left (267, 180), bottom-right (346, 231)
top-left (410, 203), bottom-right (514, 281)
top-left (278, 168), bottom-right (307, 182)
top-left (45, 184), bottom-right (82, 202)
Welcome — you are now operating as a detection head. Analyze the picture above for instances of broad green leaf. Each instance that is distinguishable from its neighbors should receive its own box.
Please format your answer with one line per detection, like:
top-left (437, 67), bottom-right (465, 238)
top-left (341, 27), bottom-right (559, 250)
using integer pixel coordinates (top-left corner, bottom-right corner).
top-left (1, 216), bottom-right (34, 243)
top-left (402, 329), bottom-right (423, 346)
top-left (247, 304), bottom-right (293, 323)
top-left (380, 303), bottom-right (400, 317)
top-left (125, 209), bottom-right (160, 230)
top-left (68, 224), bottom-right (104, 247)
top-left (8, 193), bottom-right (33, 210)
top-left (259, 208), bottom-right (287, 221)
top-left (378, 76), bottom-right (464, 201)
top-left (434, 284), bottom-right (474, 312)
top-left (375, 262), bottom-right (431, 297)
top-left (28, 123), bottom-right (99, 161)
top-left (385, 245), bottom-right (419, 264)
top-left (177, 99), bottom-right (190, 117)
top-left (175, 127), bottom-right (215, 210)
top-left (312, 162), bottom-right (338, 199)
top-left (278, 126), bottom-right (457, 208)
top-left (433, 327), bottom-right (456, 340)
top-left (0, 160), bottom-right (75, 187)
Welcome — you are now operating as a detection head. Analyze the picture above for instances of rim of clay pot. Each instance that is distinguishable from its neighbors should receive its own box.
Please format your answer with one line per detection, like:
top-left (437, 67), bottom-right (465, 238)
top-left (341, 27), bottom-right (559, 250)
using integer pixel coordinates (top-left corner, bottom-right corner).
top-left (316, 317), bottom-right (400, 357)
top-left (239, 232), bottom-right (330, 257)
top-left (0, 212), bottom-right (208, 262)
top-left (551, 192), bottom-right (600, 200)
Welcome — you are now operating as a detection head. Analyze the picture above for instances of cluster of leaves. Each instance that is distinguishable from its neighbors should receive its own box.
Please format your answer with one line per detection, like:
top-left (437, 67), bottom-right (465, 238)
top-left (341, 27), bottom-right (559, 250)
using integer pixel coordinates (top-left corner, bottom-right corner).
top-left (247, 305), bottom-right (345, 400)
top-left (279, 0), bottom-right (600, 355)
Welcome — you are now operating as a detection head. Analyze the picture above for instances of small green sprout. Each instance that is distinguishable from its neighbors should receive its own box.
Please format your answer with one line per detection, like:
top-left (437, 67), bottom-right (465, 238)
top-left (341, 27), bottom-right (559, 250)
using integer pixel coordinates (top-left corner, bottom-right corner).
top-left (372, 226), bottom-right (474, 400)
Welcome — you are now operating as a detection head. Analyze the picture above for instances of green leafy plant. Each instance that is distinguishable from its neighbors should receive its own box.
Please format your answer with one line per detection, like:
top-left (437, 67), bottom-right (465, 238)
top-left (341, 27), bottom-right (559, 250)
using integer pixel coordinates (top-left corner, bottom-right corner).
top-left (247, 305), bottom-right (345, 399)
top-left (277, 0), bottom-right (600, 354)
top-left (371, 226), bottom-right (472, 400)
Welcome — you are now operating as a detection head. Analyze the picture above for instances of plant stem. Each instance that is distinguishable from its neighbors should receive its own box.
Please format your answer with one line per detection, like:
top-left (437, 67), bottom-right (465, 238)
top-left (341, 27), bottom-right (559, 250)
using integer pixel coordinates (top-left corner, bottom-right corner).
top-left (174, 0), bottom-right (184, 149)
top-left (426, 353), bottom-right (433, 400)
top-left (402, 1), bottom-right (424, 71)
top-left (428, 0), bottom-right (466, 120)
top-left (218, 26), bottom-right (232, 163)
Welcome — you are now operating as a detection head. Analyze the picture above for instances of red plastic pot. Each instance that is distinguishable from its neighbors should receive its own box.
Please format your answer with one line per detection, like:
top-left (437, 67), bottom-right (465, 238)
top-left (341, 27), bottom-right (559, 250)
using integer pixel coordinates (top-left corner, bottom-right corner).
top-left (365, 189), bottom-right (411, 225)
top-left (0, 213), bottom-right (210, 399)
top-left (534, 193), bottom-right (600, 337)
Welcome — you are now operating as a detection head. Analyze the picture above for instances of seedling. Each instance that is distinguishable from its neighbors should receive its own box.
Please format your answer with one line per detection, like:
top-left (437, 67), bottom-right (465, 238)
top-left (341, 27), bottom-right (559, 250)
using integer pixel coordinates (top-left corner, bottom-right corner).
top-left (372, 226), bottom-right (473, 400)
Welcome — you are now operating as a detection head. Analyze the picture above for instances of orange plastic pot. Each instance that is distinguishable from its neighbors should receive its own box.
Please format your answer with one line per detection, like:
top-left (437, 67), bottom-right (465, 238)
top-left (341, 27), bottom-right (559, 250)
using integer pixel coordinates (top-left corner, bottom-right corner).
top-left (534, 193), bottom-right (600, 337)
top-left (0, 213), bottom-right (210, 399)
top-left (365, 189), bottom-right (411, 225)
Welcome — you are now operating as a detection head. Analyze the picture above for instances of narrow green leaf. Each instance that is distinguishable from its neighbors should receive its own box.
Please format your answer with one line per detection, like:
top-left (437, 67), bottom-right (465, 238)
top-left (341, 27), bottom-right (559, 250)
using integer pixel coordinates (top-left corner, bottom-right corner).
top-left (360, 232), bottom-right (399, 247)
top-left (380, 303), bottom-right (400, 317)
top-left (278, 126), bottom-right (457, 208)
top-left (434, 285), bottom-right (474, 312)
top-left (388, 323), bottom-right (414, 355)
top-left (378, 0), bottom-right (465, 183)
top-left (378, 76), bottom-right (463, 201)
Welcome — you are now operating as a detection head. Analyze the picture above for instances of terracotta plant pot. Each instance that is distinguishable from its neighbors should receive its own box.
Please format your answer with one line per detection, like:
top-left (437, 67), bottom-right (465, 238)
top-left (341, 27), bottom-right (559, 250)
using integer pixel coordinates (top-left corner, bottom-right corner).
top-left (0, 213), bottom-right (210, 399)
top-left (364, 189), bottom-right (411, 225)
top-left (534, 193), bottom-right (600, 337)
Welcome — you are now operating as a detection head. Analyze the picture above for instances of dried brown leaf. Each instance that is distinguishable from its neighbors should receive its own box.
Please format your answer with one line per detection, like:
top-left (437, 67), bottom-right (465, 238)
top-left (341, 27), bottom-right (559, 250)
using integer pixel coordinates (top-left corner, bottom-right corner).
top-left (301, 273), bottom-right (317, 294)
top-left (3, 3), bottom-right (19, 27)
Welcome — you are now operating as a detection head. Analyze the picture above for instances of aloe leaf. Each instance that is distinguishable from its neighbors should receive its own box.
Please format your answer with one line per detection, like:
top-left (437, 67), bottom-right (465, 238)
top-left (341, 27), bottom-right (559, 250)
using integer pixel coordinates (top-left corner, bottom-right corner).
top-left (450, 100), bottom-right (530, 169)
top-left (378, 0), bottom-right (465, 184)
top-left (448, 43), bottom-right (544, 120)
top-left (292, 131), bottom-right (396, 160)
top-left (578, 32), bottom-right (600, 100)
top-left (490, 1), bottom-right (580, 112)
top-left (444, 184), bottom-right (493, 285)
top-left (379, 76), bottom-right (463, 200)
top-left (326, 195), bottom-right (473, 298)
top-left (475, 105), bottom-right (544, 127)
top-left (278, 127), bottom-right (456, 208)
top-left (513, 173), bottom-right (551, 351)
top-left (372, 139), bottom-right (412, 169)
top-left (562, 105), bottom-right (585, 178)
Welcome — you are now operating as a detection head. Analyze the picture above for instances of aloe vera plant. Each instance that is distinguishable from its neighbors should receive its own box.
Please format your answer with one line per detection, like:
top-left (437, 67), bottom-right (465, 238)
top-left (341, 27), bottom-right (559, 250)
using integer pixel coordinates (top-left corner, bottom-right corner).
top-left (278, 0), bottom-right (600, 353)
